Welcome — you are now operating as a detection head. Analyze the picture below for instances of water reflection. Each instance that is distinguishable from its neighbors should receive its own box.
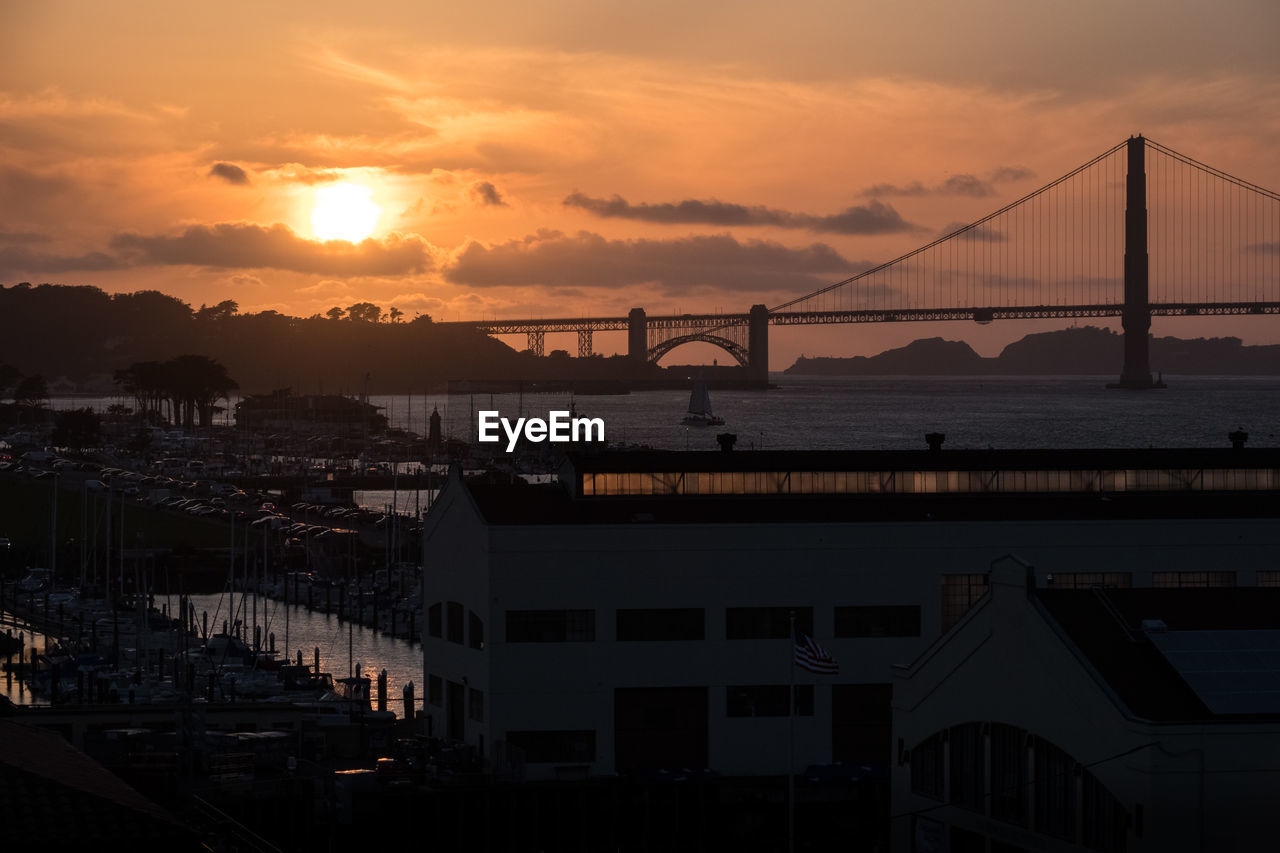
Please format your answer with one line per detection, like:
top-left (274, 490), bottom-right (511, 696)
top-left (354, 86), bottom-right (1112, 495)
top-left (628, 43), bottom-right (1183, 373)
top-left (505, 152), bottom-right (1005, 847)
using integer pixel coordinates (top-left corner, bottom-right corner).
top-left (185, 593), bottom-right (422, 717)
top-left (3, 597), bottom-right (424, 718)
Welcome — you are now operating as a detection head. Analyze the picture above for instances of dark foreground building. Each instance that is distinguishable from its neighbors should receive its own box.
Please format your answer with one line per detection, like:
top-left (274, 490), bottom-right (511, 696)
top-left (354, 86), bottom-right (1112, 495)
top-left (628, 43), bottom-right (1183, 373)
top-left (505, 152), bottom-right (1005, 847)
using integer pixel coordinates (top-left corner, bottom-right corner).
top-left (893, 558), bottom-right (1280, 853)
top-left (420, 447), bottom-right (1280, 806)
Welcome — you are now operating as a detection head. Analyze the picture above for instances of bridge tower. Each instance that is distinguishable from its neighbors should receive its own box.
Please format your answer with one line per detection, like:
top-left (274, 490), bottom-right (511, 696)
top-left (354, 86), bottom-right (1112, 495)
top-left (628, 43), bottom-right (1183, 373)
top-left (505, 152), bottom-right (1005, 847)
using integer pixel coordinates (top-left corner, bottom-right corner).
top-left (1111, 135), bottom-right (1165, 389)
top-left (749, 304), bottom-right (769, 383)
top-left (628, 308), bottom-right (647, 368)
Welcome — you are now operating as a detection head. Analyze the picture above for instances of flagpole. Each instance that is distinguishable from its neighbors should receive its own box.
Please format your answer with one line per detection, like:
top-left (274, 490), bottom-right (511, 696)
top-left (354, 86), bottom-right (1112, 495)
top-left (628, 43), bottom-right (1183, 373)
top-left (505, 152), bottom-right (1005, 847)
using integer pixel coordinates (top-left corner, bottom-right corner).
top-left (788, 609), bottom-right (796, 853)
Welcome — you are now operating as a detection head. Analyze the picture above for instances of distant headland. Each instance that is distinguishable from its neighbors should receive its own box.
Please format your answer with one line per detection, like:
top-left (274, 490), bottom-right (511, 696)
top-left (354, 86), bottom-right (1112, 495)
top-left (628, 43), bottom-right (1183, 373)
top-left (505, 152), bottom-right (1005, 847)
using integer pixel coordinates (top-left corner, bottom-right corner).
top-left (785, 326), bottom-right (1280, 376)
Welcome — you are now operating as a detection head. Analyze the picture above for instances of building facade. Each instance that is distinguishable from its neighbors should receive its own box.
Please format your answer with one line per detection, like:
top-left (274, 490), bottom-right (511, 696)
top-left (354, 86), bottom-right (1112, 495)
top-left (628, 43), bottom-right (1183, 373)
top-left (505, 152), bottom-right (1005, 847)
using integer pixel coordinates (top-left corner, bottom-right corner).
top-left (419, 448), bottom-right (1280, 784)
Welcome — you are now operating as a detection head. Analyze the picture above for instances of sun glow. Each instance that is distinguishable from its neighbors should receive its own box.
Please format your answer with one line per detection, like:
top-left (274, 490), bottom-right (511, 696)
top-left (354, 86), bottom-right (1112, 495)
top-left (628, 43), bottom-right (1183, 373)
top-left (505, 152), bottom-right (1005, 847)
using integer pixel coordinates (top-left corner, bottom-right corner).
top-left (311, 183), bottom-right (381, 242)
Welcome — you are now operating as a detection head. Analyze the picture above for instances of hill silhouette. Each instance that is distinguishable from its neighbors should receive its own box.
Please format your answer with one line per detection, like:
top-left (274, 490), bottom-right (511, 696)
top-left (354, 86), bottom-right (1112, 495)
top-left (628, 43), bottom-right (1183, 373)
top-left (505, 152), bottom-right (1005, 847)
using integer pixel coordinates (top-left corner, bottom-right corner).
top-left (0, 282), bottom-right (657, 394)
top-left (785, 326), bottom-right (1280, 376)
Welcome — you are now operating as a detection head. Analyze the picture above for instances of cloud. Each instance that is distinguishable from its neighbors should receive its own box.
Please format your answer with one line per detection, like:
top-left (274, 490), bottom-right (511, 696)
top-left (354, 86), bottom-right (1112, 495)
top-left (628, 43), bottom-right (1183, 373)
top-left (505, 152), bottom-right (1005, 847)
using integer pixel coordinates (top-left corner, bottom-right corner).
top-left (990, 166), bottom-right (1035, 183)
top-left (228, 273), bottom-right (264, 288)
top-left (864, 175), bottom-right (993, 198)
top-left (0, 246), bottom-right (123, 275)
top-left (0, 229), bottom-right (51, 244)
top-left (208, 162), bottom-right (250, 185)
top-left (939, 222), bottom-right (1005, 242)
top-left (263, 163), bottom-right (347, 184)
top-left (470, 181), bottom-right (508, 207)
top-left (0, 166), bottom-right (74, 200)
top-left (562, 193), bottom-right (918, 235)
top-left (861, 166), bottom-right (1035, 199)
top-left (109, 223), bottom-right (435, 276)
top-left (445, 229), bottom-right (863, 294)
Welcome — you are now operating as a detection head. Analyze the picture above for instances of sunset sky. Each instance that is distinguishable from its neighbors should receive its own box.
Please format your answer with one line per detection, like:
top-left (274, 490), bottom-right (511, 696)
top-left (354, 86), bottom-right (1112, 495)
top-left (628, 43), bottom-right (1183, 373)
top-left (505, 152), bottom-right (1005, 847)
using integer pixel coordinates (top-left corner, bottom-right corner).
top-left (3, 1), bottom-right (1280, 367)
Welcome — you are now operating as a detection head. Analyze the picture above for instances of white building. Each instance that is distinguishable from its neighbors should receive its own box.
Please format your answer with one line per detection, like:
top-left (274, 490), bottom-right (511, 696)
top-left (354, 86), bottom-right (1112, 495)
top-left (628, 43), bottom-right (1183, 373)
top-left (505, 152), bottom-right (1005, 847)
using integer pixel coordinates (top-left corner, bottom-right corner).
top-left (892, 556), bottom-right (1280, 853)
top-left (420, 448), bottom-right (1280, 785)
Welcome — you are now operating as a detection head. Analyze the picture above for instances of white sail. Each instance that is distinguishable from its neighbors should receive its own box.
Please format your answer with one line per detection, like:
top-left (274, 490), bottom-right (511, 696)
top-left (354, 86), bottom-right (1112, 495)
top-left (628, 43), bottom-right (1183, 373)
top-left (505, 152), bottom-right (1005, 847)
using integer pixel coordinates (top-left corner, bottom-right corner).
top-left (688, 382), bottom-right (713, 416)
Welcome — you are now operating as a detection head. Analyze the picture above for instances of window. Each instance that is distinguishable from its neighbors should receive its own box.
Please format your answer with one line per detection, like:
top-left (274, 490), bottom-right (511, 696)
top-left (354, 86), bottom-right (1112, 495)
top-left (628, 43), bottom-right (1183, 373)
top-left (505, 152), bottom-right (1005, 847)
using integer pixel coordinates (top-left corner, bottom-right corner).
top-left (469, 610), bottom-right (485, 650)
top-left (1046, 572), bottom-right (1132, 589)
top-left (949, 722), bottom-right (984, 814)
top-left (725, 606), bottom-right (812, 640)
top-left (834, 605), bottom-right (921, 638)
top-left (1258, 571), bottom-right (1280, 588)
top-left (447, 601), bottom-right (464, 644)
top-left (1082, 770), bottom-right (1127, 852)
top-left (726, 685), bottom-right (813, 717)
top-left (428, 675), bottom-right (442, 707)
top-left (910, 732), bottom-right (945, 800)
top-left (1034, 737), bottom-right (1077, 841)
top-left (990, 723), bottom-right (1028, 827)
top-left (506, 610), bottom-right (596, 642)
top-left (506, 730), bottom-right (596, 763)
top-left (468, 688), bottom-right (484, 723)
top-left (941, 574), bottom-right (988, 632)
top-left (616, 608), bottom-right (704, 641)
top-left (428, 603), bottom-right (442, 638)
top-left (1152, 571), bottom-right (1236, 588)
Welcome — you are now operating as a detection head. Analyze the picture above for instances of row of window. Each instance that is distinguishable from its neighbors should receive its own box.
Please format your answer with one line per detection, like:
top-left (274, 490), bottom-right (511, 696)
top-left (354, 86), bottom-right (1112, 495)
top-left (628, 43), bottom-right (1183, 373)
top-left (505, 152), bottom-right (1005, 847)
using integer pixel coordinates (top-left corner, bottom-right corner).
top-left (427, 674), bottom-right (486, 723)
top-left (580, 467), bottom-right (1280, 497)
top-left (435, 570), bottom-right (1252, 648)
top-left (428, 601), bottom-right (486, 649)
top-left (504, 605), bottom-right (923, 643)
top-left (504, 568), bottom-right (1247, 643)
top-left (911, 723), bottom-right (1127, 852)
top-left (469, 685), bottom-right (891, 770)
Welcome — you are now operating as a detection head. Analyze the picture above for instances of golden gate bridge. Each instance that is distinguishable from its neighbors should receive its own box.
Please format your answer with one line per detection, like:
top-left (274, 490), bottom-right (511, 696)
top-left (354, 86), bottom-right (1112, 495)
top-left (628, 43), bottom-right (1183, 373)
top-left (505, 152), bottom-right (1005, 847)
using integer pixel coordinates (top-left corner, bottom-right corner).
top-left (440, 136), bottom-right (1280, 387)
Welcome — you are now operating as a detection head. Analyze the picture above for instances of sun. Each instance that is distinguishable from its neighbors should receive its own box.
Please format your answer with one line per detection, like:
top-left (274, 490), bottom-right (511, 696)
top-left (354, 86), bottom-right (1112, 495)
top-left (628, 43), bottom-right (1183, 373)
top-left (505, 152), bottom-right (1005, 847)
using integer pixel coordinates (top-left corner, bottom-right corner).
top-left (311, 183), bottom-right (381, 242)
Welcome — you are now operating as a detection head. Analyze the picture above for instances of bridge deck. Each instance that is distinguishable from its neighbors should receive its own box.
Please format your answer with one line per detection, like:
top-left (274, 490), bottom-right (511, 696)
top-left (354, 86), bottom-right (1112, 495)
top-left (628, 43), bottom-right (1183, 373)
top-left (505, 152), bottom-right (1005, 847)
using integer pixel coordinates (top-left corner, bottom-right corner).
top-left (439, 302), bottom-right (1280, 334)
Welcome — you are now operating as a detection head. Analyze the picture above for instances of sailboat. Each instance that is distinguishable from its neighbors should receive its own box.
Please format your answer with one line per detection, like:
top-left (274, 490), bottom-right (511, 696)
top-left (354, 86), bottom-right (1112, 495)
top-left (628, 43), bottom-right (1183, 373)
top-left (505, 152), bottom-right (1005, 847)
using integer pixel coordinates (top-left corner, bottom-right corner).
top-left (681, 381), bottom-right (725, 427)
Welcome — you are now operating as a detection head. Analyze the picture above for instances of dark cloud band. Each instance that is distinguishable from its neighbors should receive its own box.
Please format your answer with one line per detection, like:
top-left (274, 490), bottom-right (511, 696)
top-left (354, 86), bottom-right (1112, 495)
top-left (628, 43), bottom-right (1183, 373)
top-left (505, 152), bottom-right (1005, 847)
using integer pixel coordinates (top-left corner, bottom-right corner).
top-left (563, 193), bottom-right (918, 235)
top-left (110, 223), bottom-right (433, 275)
top-left (445, 229), bottom-right (865, 294)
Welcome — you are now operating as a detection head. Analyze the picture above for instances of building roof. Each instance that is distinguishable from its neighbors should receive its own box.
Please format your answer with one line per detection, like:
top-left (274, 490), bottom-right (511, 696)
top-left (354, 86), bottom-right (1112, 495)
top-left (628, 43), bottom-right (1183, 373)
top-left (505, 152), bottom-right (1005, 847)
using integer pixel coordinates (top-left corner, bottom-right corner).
top-left (564, 446), bottom-right (1280, 474)
top-left (463, 477), bottom-right (1280, 526)
top-left (0, 719), bottom-right (193, 845)
top-left (1036, 587), bottom-right (1280, 722)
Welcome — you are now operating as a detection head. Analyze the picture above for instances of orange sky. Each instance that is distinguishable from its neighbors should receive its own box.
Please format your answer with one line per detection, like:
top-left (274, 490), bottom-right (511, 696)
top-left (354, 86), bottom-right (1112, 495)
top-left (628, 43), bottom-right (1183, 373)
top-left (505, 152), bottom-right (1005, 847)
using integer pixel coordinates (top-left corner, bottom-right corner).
top-left (3, 1), bottom-right (1280, 367)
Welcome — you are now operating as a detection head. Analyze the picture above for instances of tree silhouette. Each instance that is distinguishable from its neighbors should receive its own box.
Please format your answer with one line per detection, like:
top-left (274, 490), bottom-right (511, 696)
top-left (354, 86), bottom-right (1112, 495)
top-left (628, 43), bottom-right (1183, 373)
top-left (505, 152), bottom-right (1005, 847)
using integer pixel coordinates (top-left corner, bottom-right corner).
top-left (346, 302), bottom-right (382, 323)
top-left (0, 362), bottom-right (21, 400)
top-left (168, 354), bottom-right (239, 428)
top-left (326, 306), bottom-right (345, 321)
top-left (196, 299), bottom-right (239, 322)
top-left (13, 374), bottom-right (48, 424)
top-left (114, 355), bottom-right (237, 429)
top-left (13, 374), bottom-right (48, 407)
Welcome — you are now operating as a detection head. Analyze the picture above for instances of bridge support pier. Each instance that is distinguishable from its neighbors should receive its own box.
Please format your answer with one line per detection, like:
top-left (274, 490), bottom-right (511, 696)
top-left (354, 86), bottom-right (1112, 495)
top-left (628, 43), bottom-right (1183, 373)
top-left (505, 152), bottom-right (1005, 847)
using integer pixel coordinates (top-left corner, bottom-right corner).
top-left (628, 308), bottom-right (647, 369)
top-left (577, 329), bottom-right (593, 359)
top-left (749, 304), bottom-right (769, 383)
top-left (1110, 135), bottom-right (1165, 389)
top-left (526, 330), bottom-right (545, 357)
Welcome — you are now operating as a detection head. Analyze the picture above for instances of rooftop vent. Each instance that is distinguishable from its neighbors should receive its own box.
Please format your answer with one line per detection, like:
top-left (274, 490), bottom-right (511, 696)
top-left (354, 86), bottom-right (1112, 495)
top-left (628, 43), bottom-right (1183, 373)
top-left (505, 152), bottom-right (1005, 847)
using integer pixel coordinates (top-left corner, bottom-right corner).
top-left (716, 433), bottom-right (737, 452)
top-left (925, 432), bottom-right (945, 452)
top-left (1229, 429), bottom-right (1248, 449)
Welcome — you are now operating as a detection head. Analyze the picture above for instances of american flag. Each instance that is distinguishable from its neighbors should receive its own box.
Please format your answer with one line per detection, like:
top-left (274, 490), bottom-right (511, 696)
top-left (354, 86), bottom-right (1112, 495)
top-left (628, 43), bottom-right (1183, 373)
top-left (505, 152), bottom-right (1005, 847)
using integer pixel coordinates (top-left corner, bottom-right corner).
top-left (794, 633), bottom-right (839, 675)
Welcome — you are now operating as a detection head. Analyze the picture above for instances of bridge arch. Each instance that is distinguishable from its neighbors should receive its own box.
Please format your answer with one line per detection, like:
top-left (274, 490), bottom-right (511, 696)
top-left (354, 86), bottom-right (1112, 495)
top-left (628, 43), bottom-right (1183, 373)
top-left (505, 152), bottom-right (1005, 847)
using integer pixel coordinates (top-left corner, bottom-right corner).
top-left (648, 333), bottom-right (750, 367)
